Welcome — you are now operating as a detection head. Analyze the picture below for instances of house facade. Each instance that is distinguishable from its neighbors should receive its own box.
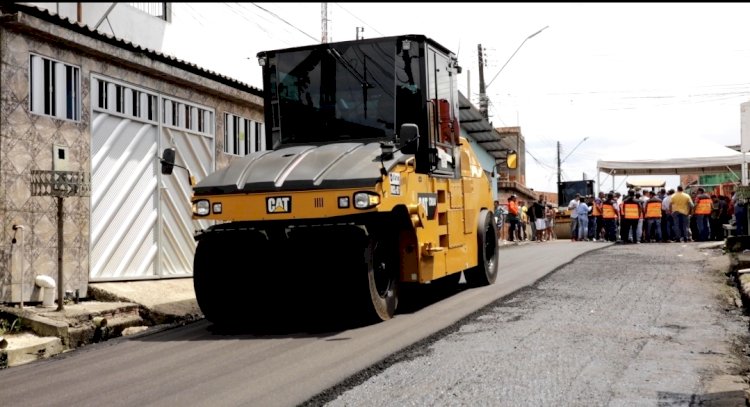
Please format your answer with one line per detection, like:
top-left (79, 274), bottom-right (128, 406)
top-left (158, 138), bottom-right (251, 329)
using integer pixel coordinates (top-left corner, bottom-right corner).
top-left (0, 3), bottom-right (265, 303)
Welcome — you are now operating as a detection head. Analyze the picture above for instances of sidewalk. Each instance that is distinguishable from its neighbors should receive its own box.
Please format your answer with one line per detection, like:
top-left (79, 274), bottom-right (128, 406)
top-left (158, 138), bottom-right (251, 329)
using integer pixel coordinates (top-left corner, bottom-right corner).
top-left (0, 278), bottom-right (200, 368)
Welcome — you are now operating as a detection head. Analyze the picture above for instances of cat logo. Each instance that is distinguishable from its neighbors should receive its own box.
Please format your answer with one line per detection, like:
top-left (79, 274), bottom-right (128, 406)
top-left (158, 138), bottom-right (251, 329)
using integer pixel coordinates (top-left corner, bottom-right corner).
top-left (266, 196), bottom-right (292, 214)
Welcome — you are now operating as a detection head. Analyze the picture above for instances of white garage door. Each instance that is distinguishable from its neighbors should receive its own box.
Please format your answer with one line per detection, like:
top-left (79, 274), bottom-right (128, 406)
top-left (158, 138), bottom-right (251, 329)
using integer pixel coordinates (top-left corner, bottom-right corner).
top-left (90, 75), bottom-right (214, 281)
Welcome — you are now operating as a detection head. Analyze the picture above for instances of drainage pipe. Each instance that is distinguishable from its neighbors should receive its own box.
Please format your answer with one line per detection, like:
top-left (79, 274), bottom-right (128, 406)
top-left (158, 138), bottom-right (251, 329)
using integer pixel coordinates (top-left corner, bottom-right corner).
top-left (56, 197), bottom-right (64, 311)
top-left (11, 225), bottom-right (25, 309)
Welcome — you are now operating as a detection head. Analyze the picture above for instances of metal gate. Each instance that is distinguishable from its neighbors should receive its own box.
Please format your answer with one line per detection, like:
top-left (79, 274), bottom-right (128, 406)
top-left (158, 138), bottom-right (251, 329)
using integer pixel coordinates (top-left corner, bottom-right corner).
top-left (89, 75), bottom-right (214, 280)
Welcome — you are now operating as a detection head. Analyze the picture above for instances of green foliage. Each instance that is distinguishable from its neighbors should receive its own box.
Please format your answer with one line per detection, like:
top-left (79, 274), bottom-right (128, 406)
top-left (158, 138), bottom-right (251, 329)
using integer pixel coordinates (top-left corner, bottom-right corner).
top-left (0, 317), bottom-right (22, 335)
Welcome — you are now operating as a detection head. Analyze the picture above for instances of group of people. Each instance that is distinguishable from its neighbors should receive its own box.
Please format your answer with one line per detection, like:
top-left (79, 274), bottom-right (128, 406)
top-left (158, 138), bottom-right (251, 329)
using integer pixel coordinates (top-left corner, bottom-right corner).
top-left (494, 186), bottom-right (746, 245)
top-left (567, 186), bottom-right (742, 244)
top-left (494, 194), bottom-right (558, 243)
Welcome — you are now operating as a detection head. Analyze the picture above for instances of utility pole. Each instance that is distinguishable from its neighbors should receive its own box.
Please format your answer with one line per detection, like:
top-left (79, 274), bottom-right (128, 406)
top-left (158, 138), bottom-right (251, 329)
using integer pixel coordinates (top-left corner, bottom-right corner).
top-left (478, 44), bottom-right (488, 119)
top-left (321, 3), bottom-right (328, 43)
top-left (356, 26), bottom-right (364, 40)
top-left (557, 141), bottom-right (562, 186)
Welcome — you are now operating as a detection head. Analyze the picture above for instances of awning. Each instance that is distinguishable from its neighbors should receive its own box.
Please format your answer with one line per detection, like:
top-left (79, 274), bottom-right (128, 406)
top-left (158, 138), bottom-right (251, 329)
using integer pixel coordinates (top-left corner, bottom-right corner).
top-left (458, 92), bottom-right (515, 163)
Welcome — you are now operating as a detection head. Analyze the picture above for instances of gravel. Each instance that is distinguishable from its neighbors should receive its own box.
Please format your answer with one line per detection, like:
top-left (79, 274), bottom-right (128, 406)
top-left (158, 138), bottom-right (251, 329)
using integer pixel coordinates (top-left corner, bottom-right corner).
top-left (321, 243), bottom-right (750, 406)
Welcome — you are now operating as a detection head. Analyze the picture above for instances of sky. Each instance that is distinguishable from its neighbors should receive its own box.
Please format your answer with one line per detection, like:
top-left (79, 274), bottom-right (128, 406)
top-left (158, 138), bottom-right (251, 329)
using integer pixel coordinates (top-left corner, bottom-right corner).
top-left (164, 2), bottom-right (750, 194)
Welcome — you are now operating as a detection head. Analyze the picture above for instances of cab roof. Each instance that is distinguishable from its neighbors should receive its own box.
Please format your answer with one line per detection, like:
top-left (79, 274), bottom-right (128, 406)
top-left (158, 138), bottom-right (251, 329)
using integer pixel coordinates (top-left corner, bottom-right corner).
top-left (256, 34), bottom-right (454, 58)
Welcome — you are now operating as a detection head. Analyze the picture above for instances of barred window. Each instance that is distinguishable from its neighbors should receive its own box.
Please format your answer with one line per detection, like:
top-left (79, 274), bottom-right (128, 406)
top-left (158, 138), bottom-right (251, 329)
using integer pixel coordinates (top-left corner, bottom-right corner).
top-left (163, 97), bottom-right (214, 137)
top-left (29, 54), bottom-right (80, 121)
top-left (128, 3), bottom-right (169, 21)
top-left (224, 113), bottom-right (265, 156)
top-left (93, 77), bottom-right (157, 121)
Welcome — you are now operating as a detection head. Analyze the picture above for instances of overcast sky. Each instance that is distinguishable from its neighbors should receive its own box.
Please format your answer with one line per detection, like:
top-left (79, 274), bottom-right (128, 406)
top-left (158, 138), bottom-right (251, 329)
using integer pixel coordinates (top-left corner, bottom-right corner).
top-left (165, 3), bottom-right (750, 193)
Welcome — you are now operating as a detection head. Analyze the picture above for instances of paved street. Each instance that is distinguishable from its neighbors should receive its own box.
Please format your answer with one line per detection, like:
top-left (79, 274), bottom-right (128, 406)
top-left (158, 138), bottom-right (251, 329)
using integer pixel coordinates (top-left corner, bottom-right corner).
top-left (322, 242), bottom-right (750, 406)
top-left (3, 242), bottom-right (748, 407)
top-left (0, 241), bottom-right (601, 407)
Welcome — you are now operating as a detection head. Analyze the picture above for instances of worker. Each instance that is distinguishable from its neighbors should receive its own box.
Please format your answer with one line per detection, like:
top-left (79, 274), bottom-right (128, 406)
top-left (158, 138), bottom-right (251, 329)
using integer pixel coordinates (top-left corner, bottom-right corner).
top-left (644, 190), bottom-right (663, 242)
top-left (507, 195), bottom-right (520, 243)
top-left (590, 192), bottom-right (604, 241)
top-left (620, 189), bottom-right (642, 243)
top-left (693, 187), bottom-right (712, 242)
top-left (601, 192), bottom-right (619, 242)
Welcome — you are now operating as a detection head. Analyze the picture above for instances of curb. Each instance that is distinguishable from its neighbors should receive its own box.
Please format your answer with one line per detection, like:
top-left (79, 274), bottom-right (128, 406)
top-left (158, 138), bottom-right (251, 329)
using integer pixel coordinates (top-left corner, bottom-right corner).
top-left (0, 302), bottom-right (146, 368)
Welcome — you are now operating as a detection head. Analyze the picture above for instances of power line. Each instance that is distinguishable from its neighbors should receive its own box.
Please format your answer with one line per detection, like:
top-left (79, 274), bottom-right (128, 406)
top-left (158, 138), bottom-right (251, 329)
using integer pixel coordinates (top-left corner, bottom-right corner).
top-left (249, 3), bottom-right (319, 43)
top-left (332, 3), bottom-right (385, 37)
top-left (526, 148), bottom-right (556, 171)
top-left (223, 3), bottom-right (287, 45)
top-left (178, 4), bottom-right (208, 29)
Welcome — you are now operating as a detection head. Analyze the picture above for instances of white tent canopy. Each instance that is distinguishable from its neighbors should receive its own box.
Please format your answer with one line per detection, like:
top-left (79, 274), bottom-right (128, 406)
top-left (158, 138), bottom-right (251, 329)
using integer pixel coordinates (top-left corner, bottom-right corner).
top-left (626, 178), bottom-right (666, 189)
top-left (597, 136), bottom-right (744, 176)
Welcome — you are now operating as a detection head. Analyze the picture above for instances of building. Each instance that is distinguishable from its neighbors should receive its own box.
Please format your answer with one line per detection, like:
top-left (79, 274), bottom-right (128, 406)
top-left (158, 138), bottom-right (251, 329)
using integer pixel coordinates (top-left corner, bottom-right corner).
top-left (0, 3), bottom-right (265, 303)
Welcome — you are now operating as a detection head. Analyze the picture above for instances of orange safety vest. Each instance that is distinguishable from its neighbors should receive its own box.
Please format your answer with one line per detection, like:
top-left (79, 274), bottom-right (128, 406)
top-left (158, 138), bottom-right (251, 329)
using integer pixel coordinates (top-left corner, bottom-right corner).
top-left (602, 203), bottom-right (616, 219)
top-left (623, 202), bottom-right (640, 219)
top-left (592, 201), bottom-right (602, 216)
top-left (694, 197), bottom-right (712, 215)
top-left (645, 201), bottom-right (662, 218)
top-left (508, 200), bottom-right (519, 216)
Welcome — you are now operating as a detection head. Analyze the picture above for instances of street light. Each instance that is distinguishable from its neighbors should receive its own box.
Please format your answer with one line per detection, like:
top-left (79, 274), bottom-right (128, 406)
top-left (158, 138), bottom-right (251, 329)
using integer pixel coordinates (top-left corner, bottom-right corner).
top-left (486, 25), bottom-right (549, 90)
top-left (561, 136), bottom-right (589, 164)
top-left (479, 25), bottom-right (549, 119)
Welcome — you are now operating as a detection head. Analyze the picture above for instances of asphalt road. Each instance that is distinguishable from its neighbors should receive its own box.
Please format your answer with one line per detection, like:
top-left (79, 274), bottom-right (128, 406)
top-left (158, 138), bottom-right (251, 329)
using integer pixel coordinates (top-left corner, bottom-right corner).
top-left (0, 241), bottom-right (603, 407)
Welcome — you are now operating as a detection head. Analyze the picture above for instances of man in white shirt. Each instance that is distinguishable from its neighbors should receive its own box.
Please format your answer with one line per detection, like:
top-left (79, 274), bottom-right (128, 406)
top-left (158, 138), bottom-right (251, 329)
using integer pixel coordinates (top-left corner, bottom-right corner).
top-left (568, 193), bottom-right (580, 241)
top-left (661, 189), bottom-right (674, 241)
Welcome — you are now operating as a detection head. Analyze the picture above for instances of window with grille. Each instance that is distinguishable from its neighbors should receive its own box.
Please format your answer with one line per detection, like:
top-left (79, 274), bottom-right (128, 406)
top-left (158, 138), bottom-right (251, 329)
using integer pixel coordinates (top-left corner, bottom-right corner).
top-left (94, 77), bottom-right (158, 122)
top-left (29, 54), bottom-right (81, 121)
top-left (128, 3), bottom-right (169, 21)
top-left (163, 98), bottom-right (214, 137)
top-left (224, 113), bottom-right (265, 156)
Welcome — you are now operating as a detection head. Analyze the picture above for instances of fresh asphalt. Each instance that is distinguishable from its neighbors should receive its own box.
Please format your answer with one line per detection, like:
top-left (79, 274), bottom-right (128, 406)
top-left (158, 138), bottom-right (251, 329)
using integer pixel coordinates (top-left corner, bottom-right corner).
top-left (0, 241), bottom-right (605, 407)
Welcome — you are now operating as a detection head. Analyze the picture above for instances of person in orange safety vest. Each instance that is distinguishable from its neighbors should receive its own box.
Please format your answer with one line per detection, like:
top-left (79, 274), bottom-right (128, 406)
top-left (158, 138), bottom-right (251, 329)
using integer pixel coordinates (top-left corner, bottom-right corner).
top-left (693, 187), bottom-right (712, 242)
top-left (620, 189), bottom-right (643, 243)
top-left (644, 190), bottom-right (663, 242)
top-left (601, 192), bottom-right (619, 242)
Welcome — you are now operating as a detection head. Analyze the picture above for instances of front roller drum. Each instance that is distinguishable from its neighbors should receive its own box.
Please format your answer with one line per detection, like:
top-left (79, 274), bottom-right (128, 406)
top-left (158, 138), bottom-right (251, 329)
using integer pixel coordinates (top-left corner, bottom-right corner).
top-left (363, 234), bottom-right (399, 322)
top-left (193, 230), bottom-right (272, 326)
top-left (464, 209), bottom-right (499, 287)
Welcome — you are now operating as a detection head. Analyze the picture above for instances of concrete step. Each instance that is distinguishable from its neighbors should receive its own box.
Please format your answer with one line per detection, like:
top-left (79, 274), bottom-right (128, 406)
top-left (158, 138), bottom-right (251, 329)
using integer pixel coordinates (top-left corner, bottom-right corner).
top-left (1, 333), bottom-right (63, 368)
top-left (1, 301), bottom-right (143, 351)
top-left (67, 312), bottom-right (144, 348)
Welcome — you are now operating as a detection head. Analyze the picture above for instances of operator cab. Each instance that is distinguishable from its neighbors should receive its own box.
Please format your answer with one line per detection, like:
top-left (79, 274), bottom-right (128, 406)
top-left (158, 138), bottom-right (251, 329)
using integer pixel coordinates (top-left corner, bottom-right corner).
top-left (257, 34), bottom-right (462, 177)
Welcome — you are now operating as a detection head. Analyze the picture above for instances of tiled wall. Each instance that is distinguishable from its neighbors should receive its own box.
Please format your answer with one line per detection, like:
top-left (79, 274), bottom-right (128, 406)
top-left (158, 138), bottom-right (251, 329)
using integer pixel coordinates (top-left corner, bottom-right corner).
top-left (1, 29), bottom-right (91, 303)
